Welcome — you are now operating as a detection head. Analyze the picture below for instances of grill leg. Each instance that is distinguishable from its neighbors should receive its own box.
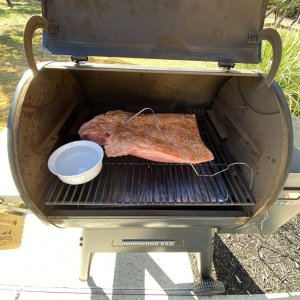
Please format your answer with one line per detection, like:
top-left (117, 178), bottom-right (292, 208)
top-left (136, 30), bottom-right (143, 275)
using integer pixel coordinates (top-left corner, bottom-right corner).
top-left (79, 234), bottom-right (93, 281)
top-left (200, 245), bottom-right (212, 279)
top-left (188, 250), bottom-right (211, 282)
top-left (189, 228), bottom-right (213, 279)
top-left (80, 250), bottom-right (93, 281)
top-left (189, 229), bottom-right (225, 295)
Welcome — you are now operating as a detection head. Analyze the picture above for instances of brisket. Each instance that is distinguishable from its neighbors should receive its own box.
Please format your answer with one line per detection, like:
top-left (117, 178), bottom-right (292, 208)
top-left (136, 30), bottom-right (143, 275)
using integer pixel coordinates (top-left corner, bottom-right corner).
top-left (78, 110), bottom-right (214, 163)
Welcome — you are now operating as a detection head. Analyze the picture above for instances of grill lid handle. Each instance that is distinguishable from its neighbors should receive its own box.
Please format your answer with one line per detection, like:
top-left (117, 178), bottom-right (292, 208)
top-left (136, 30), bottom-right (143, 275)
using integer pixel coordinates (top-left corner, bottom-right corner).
top-left (249, 28), bottom-right (282, 88)
top-left (24, 16), bottom-right (49, 76)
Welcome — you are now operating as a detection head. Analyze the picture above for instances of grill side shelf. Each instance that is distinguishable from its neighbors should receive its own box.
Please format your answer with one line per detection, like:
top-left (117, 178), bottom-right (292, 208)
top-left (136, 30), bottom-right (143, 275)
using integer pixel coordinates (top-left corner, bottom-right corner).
top-left (45, 114), bottom-right (255, 208)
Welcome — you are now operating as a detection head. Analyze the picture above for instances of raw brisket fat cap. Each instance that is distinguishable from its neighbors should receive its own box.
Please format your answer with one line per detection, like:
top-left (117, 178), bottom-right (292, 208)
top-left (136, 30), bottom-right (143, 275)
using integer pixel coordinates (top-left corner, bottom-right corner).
top-left (78, 110), bottom-right (214, 164)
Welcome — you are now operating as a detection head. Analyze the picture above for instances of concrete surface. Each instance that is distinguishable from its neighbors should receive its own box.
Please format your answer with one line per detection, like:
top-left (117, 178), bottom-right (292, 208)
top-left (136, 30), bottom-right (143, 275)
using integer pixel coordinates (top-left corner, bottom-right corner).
top-left (1, 214), bottom-right (300, 300)
top-left (0, 128), bottom-right (22, 204)
top-left (0, 214), bottom-right (195, 297)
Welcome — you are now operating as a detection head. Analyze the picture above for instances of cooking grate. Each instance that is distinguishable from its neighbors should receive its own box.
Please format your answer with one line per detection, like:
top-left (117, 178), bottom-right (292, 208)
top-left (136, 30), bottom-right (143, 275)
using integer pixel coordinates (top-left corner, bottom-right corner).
top-left (45, 112), bottom-right (255, 207)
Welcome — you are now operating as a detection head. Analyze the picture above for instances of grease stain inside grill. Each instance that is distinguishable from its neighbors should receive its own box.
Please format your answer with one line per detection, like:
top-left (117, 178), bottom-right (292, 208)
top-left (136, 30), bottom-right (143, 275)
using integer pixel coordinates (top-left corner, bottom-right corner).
top-left (45, 109), bottom-right (255, 207)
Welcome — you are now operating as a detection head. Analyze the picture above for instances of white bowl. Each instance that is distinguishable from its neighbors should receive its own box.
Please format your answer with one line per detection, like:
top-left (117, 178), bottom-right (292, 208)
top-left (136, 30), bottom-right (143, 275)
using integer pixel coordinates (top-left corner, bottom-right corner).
top-left (48, 141), bottom-right (104, 185)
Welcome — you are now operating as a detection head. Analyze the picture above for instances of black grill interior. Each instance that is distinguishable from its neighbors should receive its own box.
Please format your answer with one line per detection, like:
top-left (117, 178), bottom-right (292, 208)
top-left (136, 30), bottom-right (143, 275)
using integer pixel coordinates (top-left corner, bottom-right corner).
top-left (45, 106), bottom-right (255, 208)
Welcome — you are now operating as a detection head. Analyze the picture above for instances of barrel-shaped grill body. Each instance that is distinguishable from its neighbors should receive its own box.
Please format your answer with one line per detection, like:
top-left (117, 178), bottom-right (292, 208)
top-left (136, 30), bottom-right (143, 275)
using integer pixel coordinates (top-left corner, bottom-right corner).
top-left (8, 63), bottom-right (293, 232)
top-left (7, 0), bottom-right (295, 242)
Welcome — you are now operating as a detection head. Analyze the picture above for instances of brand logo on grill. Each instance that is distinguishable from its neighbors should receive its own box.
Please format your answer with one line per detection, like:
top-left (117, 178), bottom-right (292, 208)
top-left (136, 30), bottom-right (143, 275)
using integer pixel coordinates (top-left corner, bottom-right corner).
top-left (122, 240), bottom-right (175, 247)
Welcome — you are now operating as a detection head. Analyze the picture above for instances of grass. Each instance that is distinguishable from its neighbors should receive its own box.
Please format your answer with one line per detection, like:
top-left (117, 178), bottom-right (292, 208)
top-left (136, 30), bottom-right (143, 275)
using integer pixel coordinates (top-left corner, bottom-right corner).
top-left (273, 29), bottom-right (300, 117)
top-left (0, 0), bottom-right (73, 129)
top-left (0, 0), bottom-right (299, 129)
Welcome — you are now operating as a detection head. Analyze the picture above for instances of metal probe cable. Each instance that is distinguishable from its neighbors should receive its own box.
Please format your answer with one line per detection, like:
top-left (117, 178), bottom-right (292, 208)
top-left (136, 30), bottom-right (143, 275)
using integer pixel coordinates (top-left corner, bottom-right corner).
top-left (123, 107), bottom-right (254, 190)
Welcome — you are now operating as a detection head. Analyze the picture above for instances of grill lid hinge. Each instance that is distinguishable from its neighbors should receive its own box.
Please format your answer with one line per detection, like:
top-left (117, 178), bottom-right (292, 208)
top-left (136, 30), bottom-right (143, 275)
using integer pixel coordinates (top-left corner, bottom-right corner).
top-left (218, 62), bottom-right (235, 71)
top-left (71, 56), bottom-right (89, 64)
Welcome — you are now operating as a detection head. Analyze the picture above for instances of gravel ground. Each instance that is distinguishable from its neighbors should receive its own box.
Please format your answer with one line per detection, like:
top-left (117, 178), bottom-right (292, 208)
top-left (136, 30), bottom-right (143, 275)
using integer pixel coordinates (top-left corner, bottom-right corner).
top-left (212, 214), bottom-right (300, 294)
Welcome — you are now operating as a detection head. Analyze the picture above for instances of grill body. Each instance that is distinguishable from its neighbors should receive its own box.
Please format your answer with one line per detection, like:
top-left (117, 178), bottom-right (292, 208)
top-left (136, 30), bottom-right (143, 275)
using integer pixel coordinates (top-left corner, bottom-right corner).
top-left (8, 64), bottom-right (293, 229)
top-left (6, 1), bottom-right (299, 290)
top-left (79, 227), bottom-right (215, 281)
top-left (7, 62), bottom-right (295, 287)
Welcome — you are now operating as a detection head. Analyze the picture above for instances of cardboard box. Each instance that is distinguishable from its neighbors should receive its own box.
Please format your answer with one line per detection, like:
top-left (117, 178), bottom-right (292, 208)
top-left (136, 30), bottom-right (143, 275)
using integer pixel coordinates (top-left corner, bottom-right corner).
top-left (0, 213), bottom-right (25, 250)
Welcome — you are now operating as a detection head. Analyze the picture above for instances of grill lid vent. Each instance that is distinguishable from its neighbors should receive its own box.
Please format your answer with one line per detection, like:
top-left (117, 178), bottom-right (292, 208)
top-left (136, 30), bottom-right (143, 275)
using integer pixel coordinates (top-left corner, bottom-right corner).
top-left (41, 0), bottom-right (267, 64)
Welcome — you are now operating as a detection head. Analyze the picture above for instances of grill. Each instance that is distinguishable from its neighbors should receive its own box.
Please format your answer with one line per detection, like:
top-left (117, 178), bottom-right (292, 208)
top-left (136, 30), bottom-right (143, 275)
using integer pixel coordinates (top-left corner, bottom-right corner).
top-left (7, 0), bottom-right (299, 295)
top-left (46, 111), bottom-right (254, 208)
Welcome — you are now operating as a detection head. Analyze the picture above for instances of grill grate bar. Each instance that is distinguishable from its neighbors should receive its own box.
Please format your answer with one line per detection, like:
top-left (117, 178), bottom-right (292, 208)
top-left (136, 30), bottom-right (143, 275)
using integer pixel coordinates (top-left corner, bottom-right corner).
top-left (202, 133), bottom-right (237, 203)
top-left (53, 183), bottom-right (65, 205)
top-left (204, 123), bottom-right (248, 203)
top-left (206, 118), bottom-right (255, 204)
top-left (204, 118), bottom-right (254, 204)
top-left (92, 168), bottom-right (102, 204)
top-left (70, 185), bottom-right (79, 203)
top-left (45, 112), bottom-right (255, 207)
top-left (46, 179), bottom-right (61, 204)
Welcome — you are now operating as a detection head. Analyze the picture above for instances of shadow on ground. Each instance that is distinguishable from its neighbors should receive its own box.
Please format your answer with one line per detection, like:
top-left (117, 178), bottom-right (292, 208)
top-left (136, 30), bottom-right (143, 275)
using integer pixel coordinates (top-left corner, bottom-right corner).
top-left (84, 247), bottom-right (264, 298)
top-left (88, 253), bottom-right (196, 299)
top-left (213, 235), bottom-right (263, 295)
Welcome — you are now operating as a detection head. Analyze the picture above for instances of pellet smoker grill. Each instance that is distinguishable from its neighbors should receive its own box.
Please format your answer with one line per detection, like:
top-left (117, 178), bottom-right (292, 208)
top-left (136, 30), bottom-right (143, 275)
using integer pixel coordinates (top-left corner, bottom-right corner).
top-left (7, 0), bottom-right (300, 295)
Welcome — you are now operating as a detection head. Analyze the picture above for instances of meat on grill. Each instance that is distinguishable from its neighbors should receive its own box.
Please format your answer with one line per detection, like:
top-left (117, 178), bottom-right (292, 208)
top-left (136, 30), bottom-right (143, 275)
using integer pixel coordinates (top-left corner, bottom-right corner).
top-left (78, 110), bottom-right (214, 164)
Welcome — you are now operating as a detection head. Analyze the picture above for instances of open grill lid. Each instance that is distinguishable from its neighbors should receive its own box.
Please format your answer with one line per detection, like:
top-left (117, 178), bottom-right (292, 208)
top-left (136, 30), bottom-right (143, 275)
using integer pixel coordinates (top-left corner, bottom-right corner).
top-left (41, 0), bottom-right (268, 64)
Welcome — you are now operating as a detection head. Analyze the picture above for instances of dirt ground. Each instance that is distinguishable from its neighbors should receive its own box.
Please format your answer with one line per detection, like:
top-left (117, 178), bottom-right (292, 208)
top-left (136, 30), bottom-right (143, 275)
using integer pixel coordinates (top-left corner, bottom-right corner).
top-left (213, 216), bottom-right (300, 294)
